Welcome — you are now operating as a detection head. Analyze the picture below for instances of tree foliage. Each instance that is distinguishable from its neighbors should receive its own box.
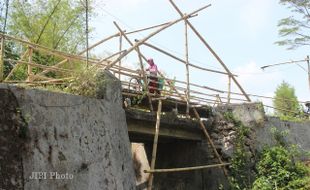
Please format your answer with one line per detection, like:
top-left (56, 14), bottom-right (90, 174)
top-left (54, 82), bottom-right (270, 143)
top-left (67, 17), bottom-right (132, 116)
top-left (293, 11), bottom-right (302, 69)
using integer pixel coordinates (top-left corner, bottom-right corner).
top-left (273, 81), bottom-right (300, 117)
top-left (252, 146), bottom-right (310, 190)
top-left (276, 0), bottom-right (310, 49)
top-left (7, 0), bottom-right (92, 53)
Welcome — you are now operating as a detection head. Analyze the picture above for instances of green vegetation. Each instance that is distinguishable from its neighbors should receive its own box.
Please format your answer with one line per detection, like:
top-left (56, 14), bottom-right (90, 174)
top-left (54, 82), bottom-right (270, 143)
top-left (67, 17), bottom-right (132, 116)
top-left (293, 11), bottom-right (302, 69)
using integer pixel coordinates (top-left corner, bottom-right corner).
top-left (252, 146), bottom-right (310, 190)
top-left (276, 0), bottom-right (310, 49)
top-left (225, 112), bottom-right (310, 190)
top-left (8, 0), bottom-right (92, 53)
top-left (273, 81), bottom-right (302, 120)
top-left (252, 127), bottom-right (310, 189)
top-left (64, 66), bottom-right (105, 97)
top-left (2, 0), bottom-right (95, 81)
top-left (225, 112), bottom-right (254, 190)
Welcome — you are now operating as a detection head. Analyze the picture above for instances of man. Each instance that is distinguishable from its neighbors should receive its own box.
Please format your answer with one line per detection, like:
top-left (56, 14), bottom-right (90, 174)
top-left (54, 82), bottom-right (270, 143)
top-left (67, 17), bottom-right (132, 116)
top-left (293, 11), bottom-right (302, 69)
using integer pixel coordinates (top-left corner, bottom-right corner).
top-left (146, 58), bottom-right (159, 94)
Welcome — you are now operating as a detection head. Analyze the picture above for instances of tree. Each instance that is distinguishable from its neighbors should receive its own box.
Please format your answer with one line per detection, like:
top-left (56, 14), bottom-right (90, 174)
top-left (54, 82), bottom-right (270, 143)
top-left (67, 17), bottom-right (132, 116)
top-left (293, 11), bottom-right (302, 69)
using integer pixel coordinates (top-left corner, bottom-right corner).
top-left (276, 0), bottom-right (310, 49)
top-left (3, 0), bottom-right (94, 80)
top-left (273, 81), bottom-right (300, 117)
top-left (7, 0), bottom-right (92, 53)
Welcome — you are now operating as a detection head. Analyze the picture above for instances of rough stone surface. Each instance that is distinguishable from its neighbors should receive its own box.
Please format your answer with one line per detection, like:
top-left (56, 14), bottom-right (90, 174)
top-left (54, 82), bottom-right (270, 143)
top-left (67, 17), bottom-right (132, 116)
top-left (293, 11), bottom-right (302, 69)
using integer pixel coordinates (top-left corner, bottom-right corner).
top-left (0, 72), bottom-right (136, 190)
top-left (216, 103), bottom-right (310, 155)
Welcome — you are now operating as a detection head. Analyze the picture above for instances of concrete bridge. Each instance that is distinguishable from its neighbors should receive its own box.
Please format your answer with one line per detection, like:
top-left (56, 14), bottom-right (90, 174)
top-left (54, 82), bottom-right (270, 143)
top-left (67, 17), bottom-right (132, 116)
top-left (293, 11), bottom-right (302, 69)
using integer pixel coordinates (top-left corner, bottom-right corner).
top-left (126, 108), bottom-right (205, 142)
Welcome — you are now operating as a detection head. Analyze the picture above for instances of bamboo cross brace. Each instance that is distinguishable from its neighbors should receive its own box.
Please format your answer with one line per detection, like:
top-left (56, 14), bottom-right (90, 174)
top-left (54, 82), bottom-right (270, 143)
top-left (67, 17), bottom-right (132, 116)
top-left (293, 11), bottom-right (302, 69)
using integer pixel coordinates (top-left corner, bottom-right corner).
top-left (113, 21), bottom-right (154, 112)
top-left (34, 32), bottom-right (122, 77)
top-left (5, 49), bottom-right (30, 81)
top-left (5, 59), bottom-right (73, 73)
top-left (150, 68), bottom-right (229, 176)
top-left (193, 108), bottom-right (228, 176)
top-left (102, 3), bottom-right (212, 70)
top-left (144, 163), bottom-right (231, 173)
top-left (140, 64), bottom-right (229, 176)
top-left (147, 100), bottom-right (162, 190)
top-left (142, 42), bottom-right (237, 77)
top-left (168, 0), bottom-right (251, 102)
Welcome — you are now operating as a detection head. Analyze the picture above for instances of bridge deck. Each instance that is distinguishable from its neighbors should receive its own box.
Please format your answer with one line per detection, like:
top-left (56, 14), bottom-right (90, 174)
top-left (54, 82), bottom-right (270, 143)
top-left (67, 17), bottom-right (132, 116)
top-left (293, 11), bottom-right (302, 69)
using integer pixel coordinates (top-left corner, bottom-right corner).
top-left (125, 108), bottom-right (207, 142)
top-left (122, 89), bottom-right (212, 118)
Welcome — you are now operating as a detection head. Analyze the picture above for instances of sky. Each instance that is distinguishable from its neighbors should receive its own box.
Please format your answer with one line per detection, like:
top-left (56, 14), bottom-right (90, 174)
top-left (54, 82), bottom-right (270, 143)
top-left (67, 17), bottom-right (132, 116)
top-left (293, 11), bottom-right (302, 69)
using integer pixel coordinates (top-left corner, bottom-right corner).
top-left (88, 0), bottom-right (309, 112)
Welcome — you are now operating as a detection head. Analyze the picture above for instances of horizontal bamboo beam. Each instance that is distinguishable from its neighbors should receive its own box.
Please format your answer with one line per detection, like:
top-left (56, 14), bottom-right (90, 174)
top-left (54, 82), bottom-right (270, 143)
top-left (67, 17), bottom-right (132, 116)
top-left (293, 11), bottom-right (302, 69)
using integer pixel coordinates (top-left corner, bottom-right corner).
top-left (0, 33), bottom-right (88, 62)
top-left (144, 163), bottom-right (231, 173)
top-left (4, 59), bottom-right (73, 73)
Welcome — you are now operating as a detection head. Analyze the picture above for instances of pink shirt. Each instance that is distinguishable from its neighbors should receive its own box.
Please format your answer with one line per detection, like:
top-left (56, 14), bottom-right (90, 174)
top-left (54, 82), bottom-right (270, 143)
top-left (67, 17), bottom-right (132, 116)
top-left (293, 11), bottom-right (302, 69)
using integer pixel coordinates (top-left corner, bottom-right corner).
top-left (148, 64), bottom-right (158, 76)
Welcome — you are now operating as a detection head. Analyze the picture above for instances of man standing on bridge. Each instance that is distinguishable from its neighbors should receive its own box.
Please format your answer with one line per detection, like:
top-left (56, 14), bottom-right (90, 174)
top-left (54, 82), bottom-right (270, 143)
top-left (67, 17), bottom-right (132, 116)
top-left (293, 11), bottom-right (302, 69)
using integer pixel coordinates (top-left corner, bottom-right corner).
top-left (146, 58), bottom-right (160, 95)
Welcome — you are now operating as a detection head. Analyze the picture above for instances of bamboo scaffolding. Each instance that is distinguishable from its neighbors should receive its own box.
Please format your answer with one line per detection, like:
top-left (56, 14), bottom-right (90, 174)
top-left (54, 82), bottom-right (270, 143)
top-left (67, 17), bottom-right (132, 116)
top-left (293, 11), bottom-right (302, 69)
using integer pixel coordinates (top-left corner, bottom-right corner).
top-left (119, 34), bottom-right (122, 80)
top-left (96, 50), bottom-right (126, 65)
top-left (27, 47), bottom-right (33, 82)
top-left (5, 48), bottom-right (30, 81)
top-left (142, 42), bottom-right (237, 77)
top-left (113, 21), bottom-right (154, 112)
top-left (125, 14), bottom-right (197, 35)
top-left (34, 33), bottom-right (121, 77)
top-left (193, 108), bottom-right (228, 176)
top-left (113, 68), bottom-right (246, 104)
top-left (0, 37), bottom-right (4, 81)
top-left (144, 163), bottom-right (231, 173)
top-left (0, 33), bottom-right (88, 62)
top-left (168, 0), bottom-right (251, 102)
top-left (4, 59), bottom-right (73, 73)
top-left (147, 99), bottom-right (162, 190)
top-left (228, 76), bottom-right (231, 104)
top-left (185, 20), bottom-right (190, 116)
top-left (102, 3), bottom-right (211, 70)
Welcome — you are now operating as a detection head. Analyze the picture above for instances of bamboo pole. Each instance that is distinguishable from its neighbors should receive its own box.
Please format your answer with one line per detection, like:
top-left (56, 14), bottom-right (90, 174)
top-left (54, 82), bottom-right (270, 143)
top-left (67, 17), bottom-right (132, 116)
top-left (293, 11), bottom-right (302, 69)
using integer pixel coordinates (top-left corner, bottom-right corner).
top-left (27, 47), bottom-right (33, 82)
top-left (143, 42), bottom-right (237, 77)
top-left (113, 21), bottom-right (154, 112)
top-left (147, 100), bottom-right (162, 190)
top-left (4, 59), bottom-right (73, 73)
top-left (0, 37), bottom-right (4, 82)
top-left (0, 33), bottom-right (88, 61)
top-left (193, 108), bottom-right (228, 176)
top-left (168, 0), bottom-right (251, 102)
top-left (4, 49), bottom-right (30, 81)
top-left (307, 55), bottom-right (310, 92)
top-left (119, 34), bottom-right (122, 80)
top-left (185, 20), bottom-right (190, 116)
top-left (102, 3), bottom-right (211, 70)
top-left (144, 163), bottom-right (231, 173)
top-left (35, 32), bottom-right (121, 77)
top-left (228, 76), bottom-right (231, 104)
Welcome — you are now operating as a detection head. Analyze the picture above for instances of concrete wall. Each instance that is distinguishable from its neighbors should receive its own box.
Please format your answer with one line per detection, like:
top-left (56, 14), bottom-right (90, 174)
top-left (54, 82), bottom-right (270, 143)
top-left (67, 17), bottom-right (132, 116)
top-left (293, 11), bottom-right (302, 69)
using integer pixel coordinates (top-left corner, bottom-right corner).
top-left (217, 103), bottom-right (310, 153)
top-left (142, 140), bottom-right (228, 190)
top-left (0, 71), bottom-right (136, 190)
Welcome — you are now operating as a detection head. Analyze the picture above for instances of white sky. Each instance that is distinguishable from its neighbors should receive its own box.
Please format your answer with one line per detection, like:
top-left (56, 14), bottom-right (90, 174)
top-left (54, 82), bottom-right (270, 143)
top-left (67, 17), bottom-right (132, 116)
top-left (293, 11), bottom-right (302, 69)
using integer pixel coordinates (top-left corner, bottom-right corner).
top-left (88, 0), bottom-right (309, 111)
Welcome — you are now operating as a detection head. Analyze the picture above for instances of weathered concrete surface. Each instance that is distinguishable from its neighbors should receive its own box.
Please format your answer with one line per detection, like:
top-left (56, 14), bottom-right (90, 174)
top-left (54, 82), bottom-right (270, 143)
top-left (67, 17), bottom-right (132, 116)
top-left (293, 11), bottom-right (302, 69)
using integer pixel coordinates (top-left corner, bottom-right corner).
top-left (0, 71), bottom-right (136, 190)
top-left (216, 103), bottom-right (310, 153)
top-left (257, 116), bottom-right (310, 153)
top-left (126, 109), bottom-right (204, 142)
